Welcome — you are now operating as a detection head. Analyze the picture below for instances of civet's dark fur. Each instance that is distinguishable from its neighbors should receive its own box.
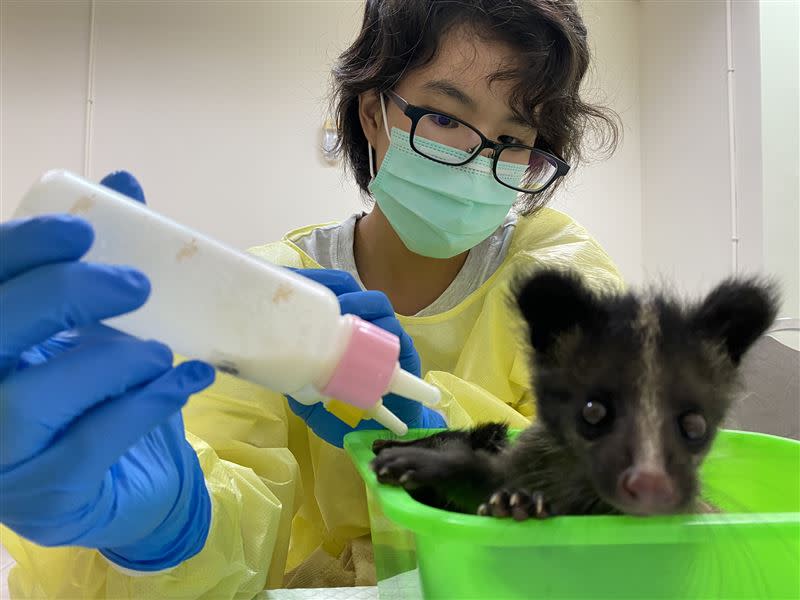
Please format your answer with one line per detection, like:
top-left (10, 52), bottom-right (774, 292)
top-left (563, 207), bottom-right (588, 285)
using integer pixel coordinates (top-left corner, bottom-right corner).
top-left (371, 269), bottom-right (779, 519)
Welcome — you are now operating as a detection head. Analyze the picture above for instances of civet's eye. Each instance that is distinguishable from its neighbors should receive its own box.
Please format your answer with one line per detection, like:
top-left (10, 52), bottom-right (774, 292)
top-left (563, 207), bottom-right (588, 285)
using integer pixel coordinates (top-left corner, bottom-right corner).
top-left (679, 411), bottom-right (707, 442)
top-left (582, 401), bottom-right (607, 425)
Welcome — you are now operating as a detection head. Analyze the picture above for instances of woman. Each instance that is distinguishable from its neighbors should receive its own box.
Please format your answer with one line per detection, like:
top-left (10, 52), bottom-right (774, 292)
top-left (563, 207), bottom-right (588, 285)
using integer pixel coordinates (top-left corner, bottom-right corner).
top-left (0, 0), bottom-right (622, 596)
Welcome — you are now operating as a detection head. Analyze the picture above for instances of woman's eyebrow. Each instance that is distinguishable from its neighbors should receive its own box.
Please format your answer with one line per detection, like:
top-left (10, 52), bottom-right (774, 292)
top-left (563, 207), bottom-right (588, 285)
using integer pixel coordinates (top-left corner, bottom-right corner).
top-left (506, 114), bottom-right (533, 128)
top-left (504, 100), bottom-right (535, 128)
top-left (422, 79), bottom-right (476, 109)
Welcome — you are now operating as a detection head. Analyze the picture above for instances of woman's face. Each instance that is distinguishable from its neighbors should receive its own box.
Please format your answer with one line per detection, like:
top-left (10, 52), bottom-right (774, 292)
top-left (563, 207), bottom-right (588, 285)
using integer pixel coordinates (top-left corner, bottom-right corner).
top-left (360, 25), bottom-right (538, 173)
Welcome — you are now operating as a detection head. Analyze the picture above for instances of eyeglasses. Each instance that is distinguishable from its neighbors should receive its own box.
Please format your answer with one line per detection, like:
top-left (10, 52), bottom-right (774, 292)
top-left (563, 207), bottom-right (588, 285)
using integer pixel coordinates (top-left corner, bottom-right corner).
top-left (385, 90), bottom-right (570, 194)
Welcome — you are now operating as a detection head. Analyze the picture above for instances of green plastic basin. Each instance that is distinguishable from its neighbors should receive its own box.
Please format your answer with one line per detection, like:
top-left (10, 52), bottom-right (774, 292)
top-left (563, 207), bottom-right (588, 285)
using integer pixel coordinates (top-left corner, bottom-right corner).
top-left (345, 428), bottom-right (800, 599)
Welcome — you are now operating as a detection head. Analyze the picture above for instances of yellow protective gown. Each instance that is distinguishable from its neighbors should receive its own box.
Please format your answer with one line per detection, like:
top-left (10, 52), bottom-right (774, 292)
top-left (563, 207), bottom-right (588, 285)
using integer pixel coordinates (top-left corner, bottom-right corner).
top-left (2, 207), bottom-right (623, 598)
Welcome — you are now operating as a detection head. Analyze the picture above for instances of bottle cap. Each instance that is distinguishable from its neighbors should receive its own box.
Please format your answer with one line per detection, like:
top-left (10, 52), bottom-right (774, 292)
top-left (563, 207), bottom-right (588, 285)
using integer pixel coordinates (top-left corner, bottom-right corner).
top-left (321, 315), bottom-right (440, 411)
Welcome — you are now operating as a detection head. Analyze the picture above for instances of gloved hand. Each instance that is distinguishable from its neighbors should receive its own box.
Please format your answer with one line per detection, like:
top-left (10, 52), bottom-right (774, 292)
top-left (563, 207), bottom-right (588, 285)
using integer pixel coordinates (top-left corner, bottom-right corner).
top-left (0, 171), bottom-right (215, 572)
top-left (287, 268), bottom-right (446, 447)
top-left (100, 170), bottom-right (147, 203)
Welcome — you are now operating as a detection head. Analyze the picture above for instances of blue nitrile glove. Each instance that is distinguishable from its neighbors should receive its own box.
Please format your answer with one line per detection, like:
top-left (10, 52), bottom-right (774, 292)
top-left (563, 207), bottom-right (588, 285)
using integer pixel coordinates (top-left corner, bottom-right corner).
top-left (100, 170), bottom-right (147, 203)
top-left (0, 172), bottom-right (215, 572)
top-left (286, 268), bottom-right (446, 447)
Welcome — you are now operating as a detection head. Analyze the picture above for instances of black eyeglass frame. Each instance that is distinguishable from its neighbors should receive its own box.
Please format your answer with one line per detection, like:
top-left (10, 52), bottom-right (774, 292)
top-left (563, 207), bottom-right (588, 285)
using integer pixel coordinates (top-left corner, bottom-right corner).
top-left (385, 89), bottom-right (571, 194)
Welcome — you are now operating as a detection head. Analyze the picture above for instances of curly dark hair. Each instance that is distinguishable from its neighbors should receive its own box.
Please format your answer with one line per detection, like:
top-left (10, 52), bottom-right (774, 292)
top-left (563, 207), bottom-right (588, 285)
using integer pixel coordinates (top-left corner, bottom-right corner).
top-left (330, 0), bottom-right (620, 214)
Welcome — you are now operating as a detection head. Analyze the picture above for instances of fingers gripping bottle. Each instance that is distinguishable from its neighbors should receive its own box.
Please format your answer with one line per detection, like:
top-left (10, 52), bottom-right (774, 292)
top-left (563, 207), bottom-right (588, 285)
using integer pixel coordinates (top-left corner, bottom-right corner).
top-left (14, 170), bottom-right (440, 435)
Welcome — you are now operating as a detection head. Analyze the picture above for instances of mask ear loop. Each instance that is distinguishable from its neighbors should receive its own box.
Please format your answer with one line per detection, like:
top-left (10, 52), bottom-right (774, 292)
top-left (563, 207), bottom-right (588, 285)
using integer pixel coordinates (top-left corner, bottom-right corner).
top-left (379, 93), bottom-right (391, 139)
top-left (368, 93), bottom-right (392, 180)
top-left (368, 144), bottom-right (375, 180)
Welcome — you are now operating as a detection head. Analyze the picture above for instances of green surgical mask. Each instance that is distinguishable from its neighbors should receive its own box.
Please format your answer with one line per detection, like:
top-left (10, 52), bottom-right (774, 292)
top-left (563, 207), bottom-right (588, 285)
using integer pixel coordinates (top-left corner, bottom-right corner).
top-left (367, 111), bottom-right (525, 259)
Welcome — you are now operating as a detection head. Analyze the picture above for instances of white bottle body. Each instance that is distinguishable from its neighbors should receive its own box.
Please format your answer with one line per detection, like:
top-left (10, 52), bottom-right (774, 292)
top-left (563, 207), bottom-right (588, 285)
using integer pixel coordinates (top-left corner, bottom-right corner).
top-left (14, 170), bottom-right (350, 395)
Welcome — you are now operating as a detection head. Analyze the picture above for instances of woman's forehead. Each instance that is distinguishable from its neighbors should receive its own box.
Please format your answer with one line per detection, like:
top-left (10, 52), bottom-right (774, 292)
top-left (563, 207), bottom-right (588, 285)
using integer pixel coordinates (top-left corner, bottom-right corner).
top-left (399, 25), bottom-right (522, 106)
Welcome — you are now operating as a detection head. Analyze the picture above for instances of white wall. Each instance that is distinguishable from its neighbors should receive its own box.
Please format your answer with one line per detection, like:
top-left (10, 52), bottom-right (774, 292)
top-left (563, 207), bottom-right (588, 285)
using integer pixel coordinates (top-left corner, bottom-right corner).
top-left (760, 0), bottom-right (799, 323)
top-left (1, 1), bottom-right (91, 206)
top-left (2, 0), bottom-right (365, 251)
top-left (1, 0), bottom-right (643, 282)
top-left (639, 0), bottom-right (798, 306)
top-left (559, 0), bottom-right (643, 285)
top-left (640, 0), bottom-right (736, 296)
